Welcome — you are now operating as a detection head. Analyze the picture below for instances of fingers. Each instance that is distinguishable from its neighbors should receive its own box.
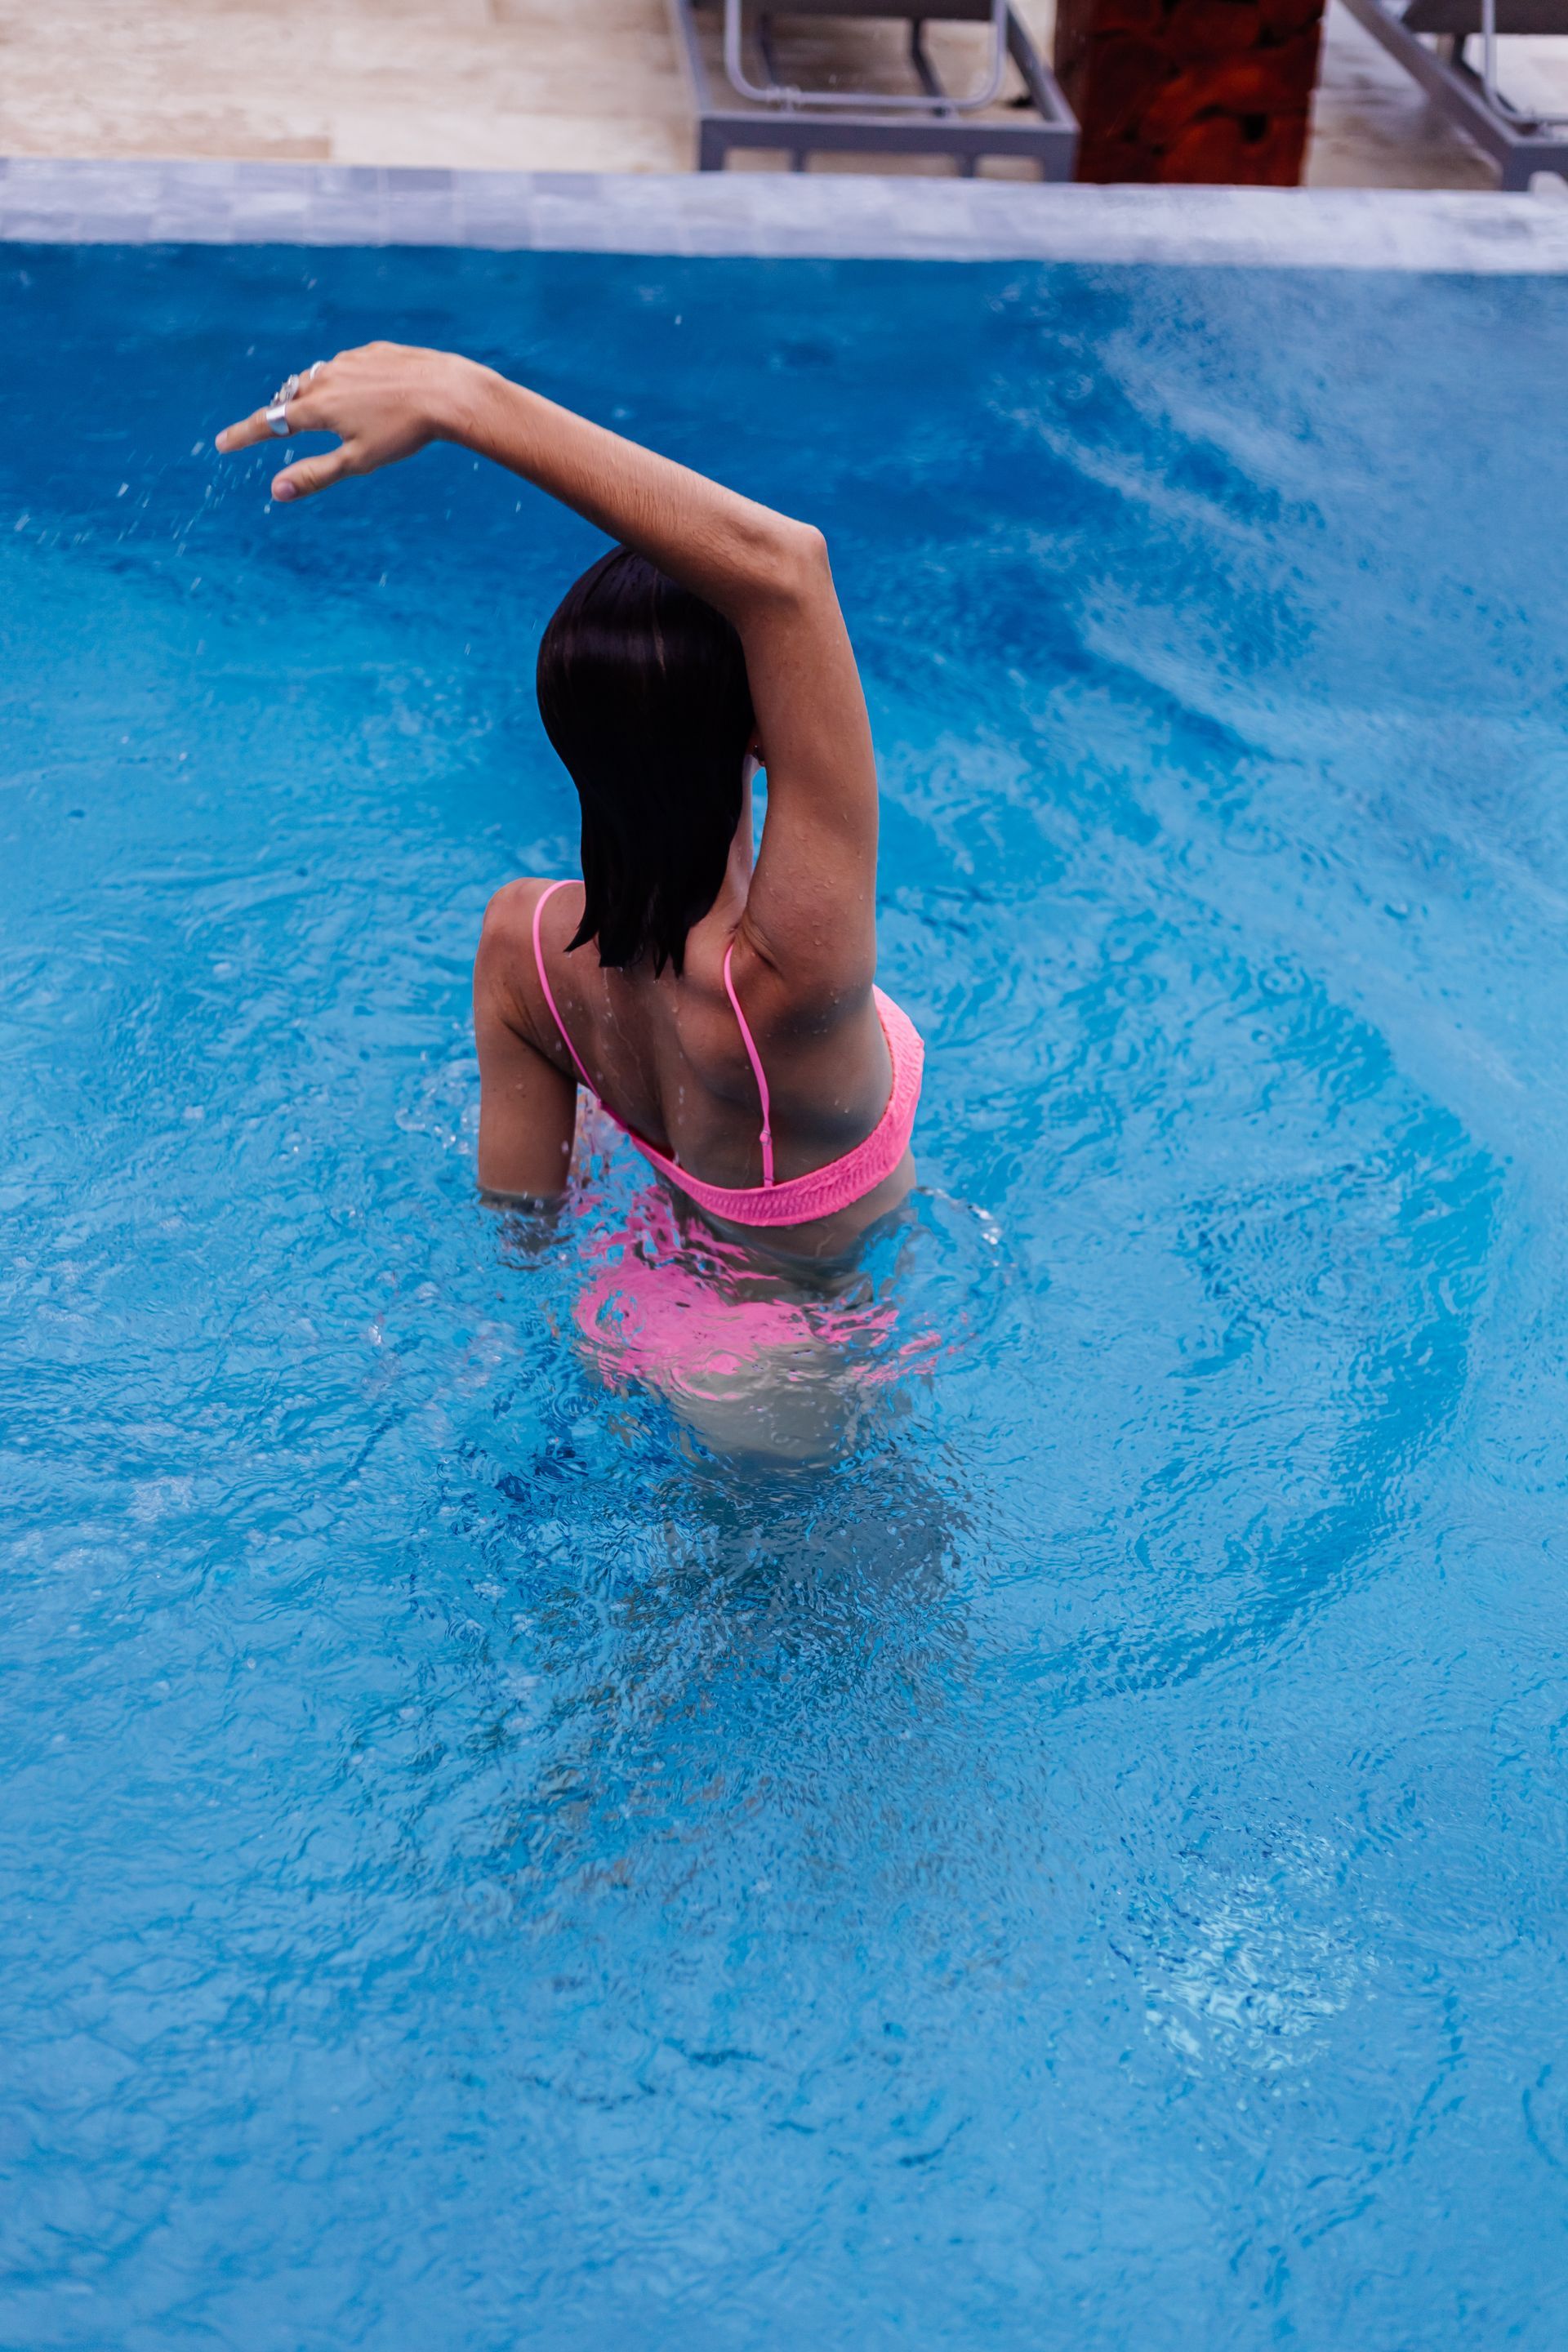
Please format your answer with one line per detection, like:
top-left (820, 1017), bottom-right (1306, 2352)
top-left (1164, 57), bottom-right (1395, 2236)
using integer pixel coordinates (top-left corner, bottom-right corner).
top-left (276, 381), bottom-right (334, 439)
top-left (216, 361), bottom-right (334, 455)
top-left (271, 445), bottom-right (355, 503)
top-left (214, 407), bottom-right (276, 454)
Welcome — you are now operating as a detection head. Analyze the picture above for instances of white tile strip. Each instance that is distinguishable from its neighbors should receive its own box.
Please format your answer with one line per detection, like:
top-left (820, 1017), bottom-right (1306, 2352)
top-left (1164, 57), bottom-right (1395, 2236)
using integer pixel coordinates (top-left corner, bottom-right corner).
top-left (3, 156), bottom-right (1568, 270)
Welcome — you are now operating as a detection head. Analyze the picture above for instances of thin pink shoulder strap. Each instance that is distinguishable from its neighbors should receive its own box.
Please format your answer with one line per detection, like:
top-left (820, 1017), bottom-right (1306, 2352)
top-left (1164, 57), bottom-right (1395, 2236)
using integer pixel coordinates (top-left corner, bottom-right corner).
top-left (531, 880), bottom-right (596, 1094)
top-left (722, 940), bottom-right (774, 1189)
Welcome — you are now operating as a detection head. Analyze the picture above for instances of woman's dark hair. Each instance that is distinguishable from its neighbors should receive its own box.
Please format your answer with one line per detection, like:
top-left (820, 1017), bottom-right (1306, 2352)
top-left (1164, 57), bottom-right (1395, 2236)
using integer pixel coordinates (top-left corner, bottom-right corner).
top-left (536, 545), bottom-right (755, 975)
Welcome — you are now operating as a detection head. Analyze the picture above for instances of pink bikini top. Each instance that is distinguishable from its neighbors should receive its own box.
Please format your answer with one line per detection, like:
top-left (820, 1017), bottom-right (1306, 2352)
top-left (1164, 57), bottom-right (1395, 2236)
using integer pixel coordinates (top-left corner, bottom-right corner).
top-left (530, 879), bottom-right (923, 1229)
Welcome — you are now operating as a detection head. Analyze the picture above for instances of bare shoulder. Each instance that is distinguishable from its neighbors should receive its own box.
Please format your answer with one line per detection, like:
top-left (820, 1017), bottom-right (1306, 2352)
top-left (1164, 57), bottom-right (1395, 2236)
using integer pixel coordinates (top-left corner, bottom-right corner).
top-left (728, 907), bottom-right (875, 1044)
top-left (479, 875), bottom-right (548, 955)
top-left (474, 877), bottom-right (559, 1040)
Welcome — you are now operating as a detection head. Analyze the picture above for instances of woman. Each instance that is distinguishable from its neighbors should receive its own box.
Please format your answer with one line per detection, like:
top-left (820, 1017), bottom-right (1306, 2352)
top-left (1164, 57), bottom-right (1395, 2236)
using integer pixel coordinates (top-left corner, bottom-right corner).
top-left (218, 342), bottom-right (922, 1280)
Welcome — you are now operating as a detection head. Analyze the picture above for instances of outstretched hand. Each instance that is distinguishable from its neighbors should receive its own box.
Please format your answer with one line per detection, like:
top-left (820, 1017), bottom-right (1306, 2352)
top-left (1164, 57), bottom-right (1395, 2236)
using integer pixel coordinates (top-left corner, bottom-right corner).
top-left (215, 339), bottom-right (483, 502)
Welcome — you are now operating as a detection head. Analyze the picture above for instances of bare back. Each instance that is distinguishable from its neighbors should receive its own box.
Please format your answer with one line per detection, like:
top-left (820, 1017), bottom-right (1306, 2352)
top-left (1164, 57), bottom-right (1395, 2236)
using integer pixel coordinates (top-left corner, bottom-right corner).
top-left (479, 866), bottom-right (913, 1263)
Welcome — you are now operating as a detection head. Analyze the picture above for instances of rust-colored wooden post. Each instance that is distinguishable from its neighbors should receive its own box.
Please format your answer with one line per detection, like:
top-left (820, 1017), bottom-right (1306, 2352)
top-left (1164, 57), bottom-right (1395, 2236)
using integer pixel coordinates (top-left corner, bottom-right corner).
top-left (1054, 0), bottom-right (1327, 184)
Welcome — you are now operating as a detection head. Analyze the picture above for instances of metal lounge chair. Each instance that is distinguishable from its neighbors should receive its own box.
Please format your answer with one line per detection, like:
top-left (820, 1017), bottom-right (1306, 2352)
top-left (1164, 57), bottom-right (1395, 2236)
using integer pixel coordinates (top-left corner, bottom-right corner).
top-left (667, 0), bottom-right (1078, 176)
top-left (1337, 0), bottom-right (1568, 185)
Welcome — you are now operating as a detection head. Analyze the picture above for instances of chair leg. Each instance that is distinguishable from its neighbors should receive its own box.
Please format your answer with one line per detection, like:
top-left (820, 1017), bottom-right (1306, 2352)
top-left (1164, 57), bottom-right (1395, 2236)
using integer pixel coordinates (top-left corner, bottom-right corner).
top-left (909, 23), bottom-right (942, 100)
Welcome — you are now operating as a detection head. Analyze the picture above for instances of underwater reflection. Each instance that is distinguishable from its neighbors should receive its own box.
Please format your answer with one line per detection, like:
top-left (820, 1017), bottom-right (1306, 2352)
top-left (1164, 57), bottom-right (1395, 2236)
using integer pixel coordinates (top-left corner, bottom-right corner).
top-left (479, 1424), bottom-right (974, 1890)
top-left (448, 1175), bottom-right (993, 1869)
top-left (564, 1175), bottom-right (950, 1468)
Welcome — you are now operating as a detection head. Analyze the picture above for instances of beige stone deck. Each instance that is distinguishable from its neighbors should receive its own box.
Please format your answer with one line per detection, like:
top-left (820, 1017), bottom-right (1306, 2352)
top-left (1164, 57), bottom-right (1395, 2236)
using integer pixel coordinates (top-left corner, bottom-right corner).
top-left (0, 0), bottom-right (1563, 194)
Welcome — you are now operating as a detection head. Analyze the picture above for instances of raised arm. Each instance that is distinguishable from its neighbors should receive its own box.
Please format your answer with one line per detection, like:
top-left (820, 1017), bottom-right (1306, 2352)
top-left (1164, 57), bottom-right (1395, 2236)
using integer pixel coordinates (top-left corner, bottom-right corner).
top-left (217, 345), bottom-right (879, 1009)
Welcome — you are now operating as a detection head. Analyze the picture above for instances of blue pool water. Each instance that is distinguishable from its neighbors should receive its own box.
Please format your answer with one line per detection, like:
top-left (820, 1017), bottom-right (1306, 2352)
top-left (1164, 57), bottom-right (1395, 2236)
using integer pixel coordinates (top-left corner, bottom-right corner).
top-left (4, 242), bottom-right (1568, 2348)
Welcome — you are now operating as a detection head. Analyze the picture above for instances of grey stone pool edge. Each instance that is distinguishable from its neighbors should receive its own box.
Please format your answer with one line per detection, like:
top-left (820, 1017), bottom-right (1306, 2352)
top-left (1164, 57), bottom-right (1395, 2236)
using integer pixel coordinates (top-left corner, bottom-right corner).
top-left (4, 154), bottom-right (1568, 271)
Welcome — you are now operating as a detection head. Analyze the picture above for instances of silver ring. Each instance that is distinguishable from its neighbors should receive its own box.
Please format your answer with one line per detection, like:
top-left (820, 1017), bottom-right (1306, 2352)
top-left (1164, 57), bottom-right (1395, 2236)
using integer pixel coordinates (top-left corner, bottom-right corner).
top-left (265, 363), bottom-right (322, 437)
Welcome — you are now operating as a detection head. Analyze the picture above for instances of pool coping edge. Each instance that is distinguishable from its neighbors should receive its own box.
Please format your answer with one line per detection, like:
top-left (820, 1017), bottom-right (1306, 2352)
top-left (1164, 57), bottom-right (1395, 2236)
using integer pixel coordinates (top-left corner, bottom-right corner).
top-left (3, 156), bottom-right (1568, 270)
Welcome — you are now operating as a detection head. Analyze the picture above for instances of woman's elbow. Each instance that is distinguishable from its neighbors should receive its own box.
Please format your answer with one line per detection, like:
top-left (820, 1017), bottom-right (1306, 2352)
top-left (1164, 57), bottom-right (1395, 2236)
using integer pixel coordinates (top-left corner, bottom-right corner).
top-left (782, 519), bottom-right (829, 587)
top-left (743, 518), bottom-right (831, 610)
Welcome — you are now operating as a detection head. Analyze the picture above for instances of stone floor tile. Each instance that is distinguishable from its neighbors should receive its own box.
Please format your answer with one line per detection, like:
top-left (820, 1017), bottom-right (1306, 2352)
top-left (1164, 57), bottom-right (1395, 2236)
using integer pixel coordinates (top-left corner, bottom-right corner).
top-left (0, 0), bottom-right (1546, 192)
